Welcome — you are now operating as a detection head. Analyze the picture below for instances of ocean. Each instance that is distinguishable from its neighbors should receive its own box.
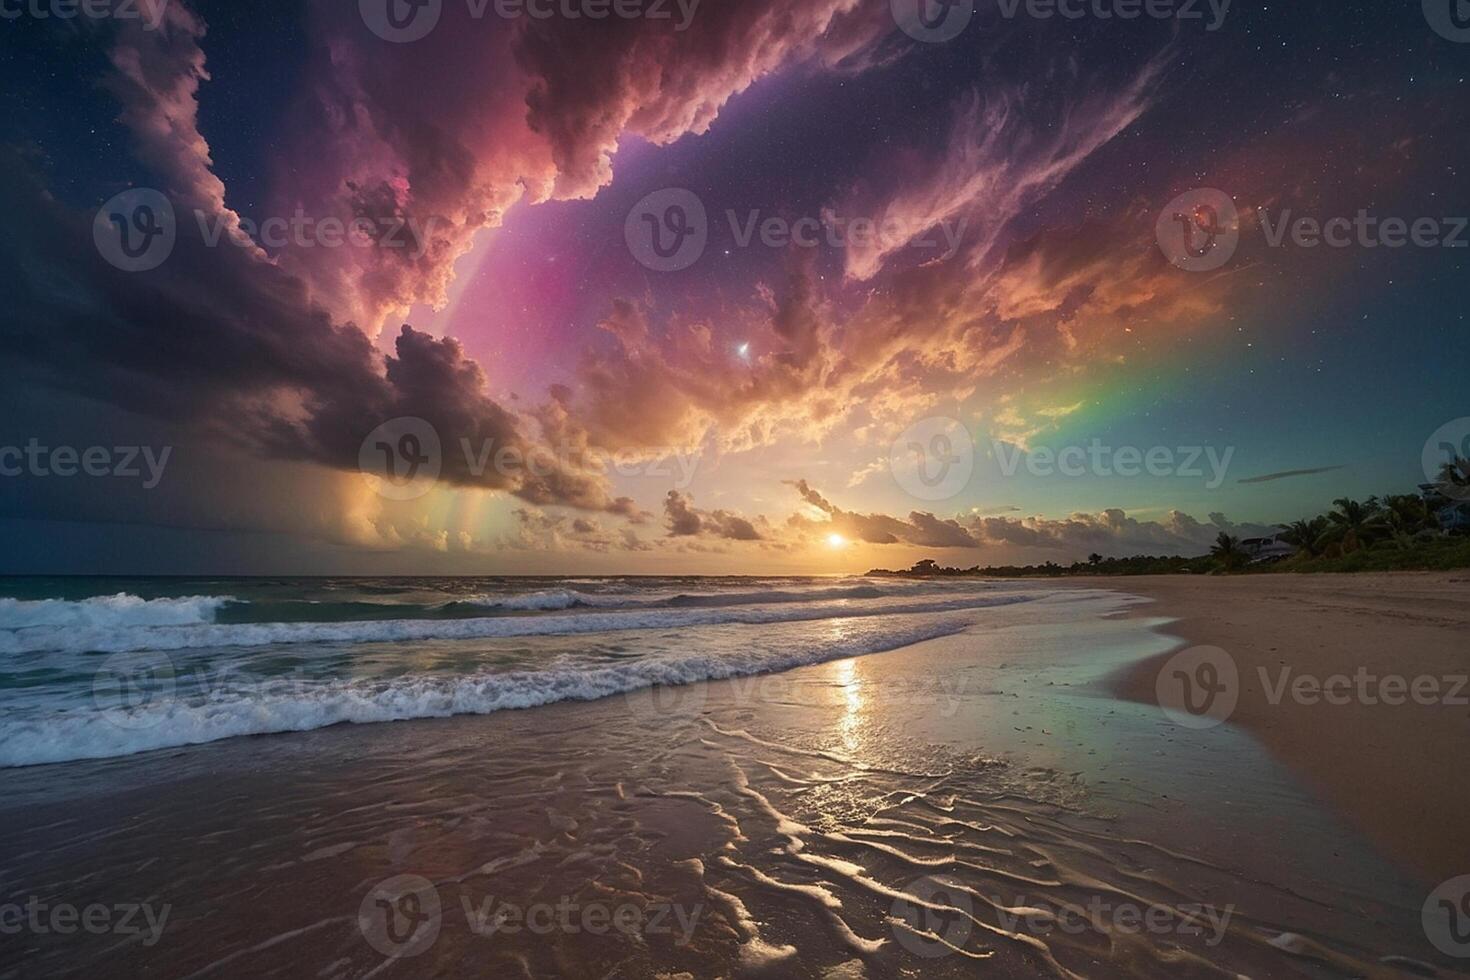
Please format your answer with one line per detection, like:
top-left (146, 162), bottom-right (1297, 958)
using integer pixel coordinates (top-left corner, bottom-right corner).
top-left (0, 575), bottom-right (1058, 768)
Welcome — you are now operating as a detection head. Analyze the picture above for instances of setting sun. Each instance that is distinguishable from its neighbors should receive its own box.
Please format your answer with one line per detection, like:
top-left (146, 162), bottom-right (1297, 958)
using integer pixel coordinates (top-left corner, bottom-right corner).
top-left (827, 533), bottom-right (848, 549)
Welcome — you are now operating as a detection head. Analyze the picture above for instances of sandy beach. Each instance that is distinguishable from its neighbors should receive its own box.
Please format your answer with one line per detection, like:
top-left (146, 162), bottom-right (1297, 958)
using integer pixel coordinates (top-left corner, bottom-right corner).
top-left (1106, 572), bottom-right (1470, 884)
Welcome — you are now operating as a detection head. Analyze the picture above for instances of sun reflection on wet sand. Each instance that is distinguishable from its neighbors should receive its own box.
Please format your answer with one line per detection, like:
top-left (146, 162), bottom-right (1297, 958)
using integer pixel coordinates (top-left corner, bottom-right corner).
top-left (832, 657), bottom-right (864, 754)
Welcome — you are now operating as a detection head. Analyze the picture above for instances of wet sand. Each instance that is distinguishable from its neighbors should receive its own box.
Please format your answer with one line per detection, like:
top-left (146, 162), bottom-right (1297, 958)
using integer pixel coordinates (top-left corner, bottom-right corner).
top-left (1106, 572), bottom-right (1470, 884)
top-left (0, 585), bottom-right (1460, 977)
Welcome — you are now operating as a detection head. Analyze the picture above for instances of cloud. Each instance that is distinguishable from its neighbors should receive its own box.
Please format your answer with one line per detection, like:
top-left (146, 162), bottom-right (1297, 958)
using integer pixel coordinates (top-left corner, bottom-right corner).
top-left (1238, 466), bottom-right (1346, 484)
top-left (9, 0), bottom-right (895, 524)
top-left (783, 480), bottom-right (973, 547)
top-left (839, 56), bottom-right (1165, 282)
top-left (964, 507), bottom-right (1278, 558)
top-left (0, 163), bottom-right (635, 518)
top-left (558, 255), bottom-right (834, 456)
top-left (265, 0), bottom-right (890, 333)
top-left (785, 478), bottom-right (836, 514)
top-left (506, 507), bottom-right (641, 553)
top-left (104, 3), bottom-right (263, 262)
top-left (12, 1), bottom-right (1192, 518)
top-left (517, 0), bottom-right (888, 199)
top-left (664, 490), bottom-right (763, 541)
top-left (72, 0), bottom-right (898, 345)
top-left (541, 54), bottom-right (1181, 465)
top-left (781, 482), bottom-right (1276, 559)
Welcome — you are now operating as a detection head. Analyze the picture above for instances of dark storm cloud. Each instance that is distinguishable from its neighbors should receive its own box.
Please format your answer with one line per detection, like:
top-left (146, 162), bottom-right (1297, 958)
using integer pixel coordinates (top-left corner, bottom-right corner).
top-left (0, 160), bottom-right (627, 513)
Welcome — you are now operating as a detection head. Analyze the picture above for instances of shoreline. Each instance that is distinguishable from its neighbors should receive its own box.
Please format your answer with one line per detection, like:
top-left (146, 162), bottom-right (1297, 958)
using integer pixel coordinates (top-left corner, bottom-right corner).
top-left (0, 580), bottom-right (1453, 974)
top-left (1093, 571), bottom-right (1470, 884)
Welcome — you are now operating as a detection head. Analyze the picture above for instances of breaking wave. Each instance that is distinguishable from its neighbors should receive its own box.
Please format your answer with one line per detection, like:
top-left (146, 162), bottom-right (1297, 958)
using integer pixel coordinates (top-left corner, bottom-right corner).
top-left (0, 615), bottom-right (977, 767)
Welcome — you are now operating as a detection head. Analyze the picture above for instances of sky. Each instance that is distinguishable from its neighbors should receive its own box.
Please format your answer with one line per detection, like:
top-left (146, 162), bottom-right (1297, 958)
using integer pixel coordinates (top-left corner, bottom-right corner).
top-left (1, 0), bottom-right (1467, 575)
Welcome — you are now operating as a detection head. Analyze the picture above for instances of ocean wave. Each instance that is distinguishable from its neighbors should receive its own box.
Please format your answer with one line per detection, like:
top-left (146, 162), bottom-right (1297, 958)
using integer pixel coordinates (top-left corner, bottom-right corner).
top-left (0, 593), bottom-right (1033, 656)
top-left (0, 617), bottom-right (976, 767)
top-left (456, 583), bottom-right (924, 613)
top-left (454, 589), bottom-right (643, 611)
top-left (664, 586), bottom-right (889, 607)
top-left (0, 593), bottom-right (233, 630)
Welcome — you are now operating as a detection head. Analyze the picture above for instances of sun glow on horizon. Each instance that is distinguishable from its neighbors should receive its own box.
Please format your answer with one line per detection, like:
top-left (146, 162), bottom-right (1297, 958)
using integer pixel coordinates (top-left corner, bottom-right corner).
top-left (826, 533), bottom-right (848, 549)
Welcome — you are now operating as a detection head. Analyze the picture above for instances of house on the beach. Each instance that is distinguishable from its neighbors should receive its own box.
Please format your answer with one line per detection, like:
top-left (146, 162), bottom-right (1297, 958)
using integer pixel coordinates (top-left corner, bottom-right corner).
top-left (1239, 534), bottom-right (1297, 563)
top-left (1417, 484), bottom-right (1470, 532)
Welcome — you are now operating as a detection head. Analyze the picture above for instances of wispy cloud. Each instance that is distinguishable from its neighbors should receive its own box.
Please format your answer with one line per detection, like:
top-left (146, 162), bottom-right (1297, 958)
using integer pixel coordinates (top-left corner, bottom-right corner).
top-left (1238, 466), bottom-right (1346, 485)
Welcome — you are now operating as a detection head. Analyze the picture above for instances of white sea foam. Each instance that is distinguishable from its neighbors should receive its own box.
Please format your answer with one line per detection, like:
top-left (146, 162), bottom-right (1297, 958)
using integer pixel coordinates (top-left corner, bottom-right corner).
top-left (0, 593), bottom-right (233, 630)
top-left (457, 583), bottom-right (932, 612)
top-left (0, 616), bottom-right (978, 767)
top-left (0, 593), bottom-right (1030, 656)
top-left (458, 588), bottom-right (641, 611)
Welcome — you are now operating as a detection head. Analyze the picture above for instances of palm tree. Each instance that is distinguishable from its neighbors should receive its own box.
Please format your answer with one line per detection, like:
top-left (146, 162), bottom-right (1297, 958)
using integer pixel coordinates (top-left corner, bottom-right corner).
top-left (1278, 516), bottom-right (1329, 558)
top-left (1383, 494), bottom-right (1432, 532)
top-left (1314, 497), bottom-right (1385, 555)
top-left (1210, 532), bottom-right (1245, 571)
